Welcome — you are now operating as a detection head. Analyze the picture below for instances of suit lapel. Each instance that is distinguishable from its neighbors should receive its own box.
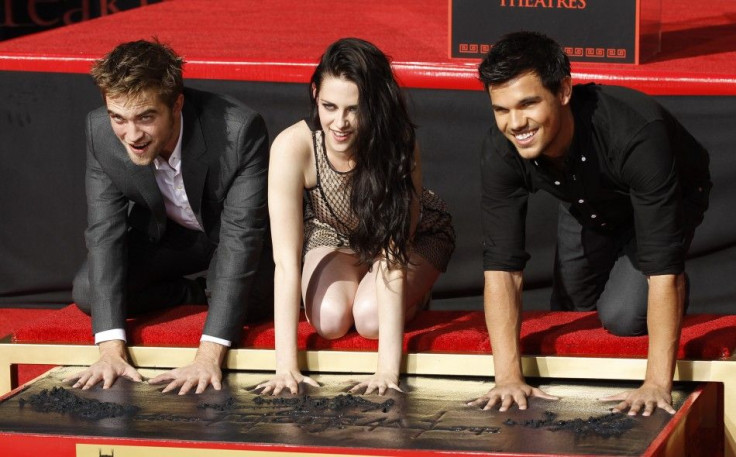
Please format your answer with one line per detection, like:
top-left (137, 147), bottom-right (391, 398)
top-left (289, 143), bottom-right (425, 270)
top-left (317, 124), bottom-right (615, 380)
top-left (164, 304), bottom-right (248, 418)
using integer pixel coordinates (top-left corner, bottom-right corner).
top-left (126, 155), bottom-right (167, 238)
top-left (180, 94), bottom-right (209, 229)
top-left (98, 112), bottom-right (166, 238)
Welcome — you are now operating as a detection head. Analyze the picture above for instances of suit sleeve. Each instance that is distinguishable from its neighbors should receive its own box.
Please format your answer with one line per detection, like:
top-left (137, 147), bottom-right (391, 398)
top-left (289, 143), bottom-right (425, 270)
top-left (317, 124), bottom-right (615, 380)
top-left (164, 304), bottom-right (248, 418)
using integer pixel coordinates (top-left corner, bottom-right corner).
top-left (203, 113), bottom-right (270, 342)
top-left (84, 113), bottom-right (130, 334)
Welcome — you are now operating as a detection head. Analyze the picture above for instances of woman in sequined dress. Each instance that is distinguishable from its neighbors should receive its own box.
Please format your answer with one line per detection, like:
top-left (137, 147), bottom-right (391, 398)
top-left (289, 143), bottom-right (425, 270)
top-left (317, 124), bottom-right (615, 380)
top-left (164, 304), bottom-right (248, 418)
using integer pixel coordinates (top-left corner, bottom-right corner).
top-left (258, 38), bottom-right (455, 396)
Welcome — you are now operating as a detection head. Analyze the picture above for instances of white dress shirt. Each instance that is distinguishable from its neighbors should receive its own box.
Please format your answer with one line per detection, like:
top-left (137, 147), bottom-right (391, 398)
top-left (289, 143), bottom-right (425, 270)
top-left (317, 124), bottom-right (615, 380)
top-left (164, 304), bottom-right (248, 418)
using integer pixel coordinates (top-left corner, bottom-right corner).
top-left (152, 119), bottom-right (203, 232)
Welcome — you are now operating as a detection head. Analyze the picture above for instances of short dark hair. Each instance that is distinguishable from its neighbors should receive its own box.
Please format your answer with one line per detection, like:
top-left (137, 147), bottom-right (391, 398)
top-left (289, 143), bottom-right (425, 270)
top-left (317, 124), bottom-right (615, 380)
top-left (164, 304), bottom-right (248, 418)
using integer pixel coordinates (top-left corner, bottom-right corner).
top-left (478, 31), bottom-right (570, 94)
top-left (90, 38), bottom-right (184, 107)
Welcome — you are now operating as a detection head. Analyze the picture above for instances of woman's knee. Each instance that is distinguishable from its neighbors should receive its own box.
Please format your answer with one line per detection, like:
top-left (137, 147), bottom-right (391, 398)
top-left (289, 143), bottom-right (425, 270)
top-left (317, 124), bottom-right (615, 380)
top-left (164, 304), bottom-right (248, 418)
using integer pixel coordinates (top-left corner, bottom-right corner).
top-left (308, 299), bottom-right (354, 339)
top-left (352, 298), bottom-right (379, 339)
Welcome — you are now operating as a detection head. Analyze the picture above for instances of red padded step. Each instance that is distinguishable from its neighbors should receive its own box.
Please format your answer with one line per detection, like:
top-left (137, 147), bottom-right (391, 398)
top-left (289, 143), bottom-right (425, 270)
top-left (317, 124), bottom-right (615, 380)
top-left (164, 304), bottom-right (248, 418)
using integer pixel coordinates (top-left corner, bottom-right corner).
top-left (10, 305), bottom-right (736, 360)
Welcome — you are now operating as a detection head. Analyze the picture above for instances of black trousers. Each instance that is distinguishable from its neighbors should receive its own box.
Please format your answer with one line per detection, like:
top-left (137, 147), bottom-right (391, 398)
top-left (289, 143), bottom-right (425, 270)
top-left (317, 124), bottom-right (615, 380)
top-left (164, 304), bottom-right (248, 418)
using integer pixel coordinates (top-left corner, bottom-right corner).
top-left (73, 221), bottom-right (273, 324)
top-left (550, 204), bottom-right (691, 337)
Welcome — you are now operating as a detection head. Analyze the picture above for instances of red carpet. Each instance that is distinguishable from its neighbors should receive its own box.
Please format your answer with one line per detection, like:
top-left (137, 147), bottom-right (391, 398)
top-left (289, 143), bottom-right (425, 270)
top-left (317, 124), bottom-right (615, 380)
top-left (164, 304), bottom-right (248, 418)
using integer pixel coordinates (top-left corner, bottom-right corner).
top-left (0, 0), bottom-right (734, 94)
top-left (0, 308), bottom-right (61, 386)
top-left (0, 308), bottom-right (57, 339)
top-left (11, 305), bottom-right (736, 360)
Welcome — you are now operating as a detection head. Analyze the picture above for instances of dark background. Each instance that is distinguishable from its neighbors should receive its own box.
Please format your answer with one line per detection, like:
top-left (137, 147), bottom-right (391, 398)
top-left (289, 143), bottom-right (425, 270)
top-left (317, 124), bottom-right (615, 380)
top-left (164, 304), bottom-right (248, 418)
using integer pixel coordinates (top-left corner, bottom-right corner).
top-left (1, 71), bottom-right (734, 313)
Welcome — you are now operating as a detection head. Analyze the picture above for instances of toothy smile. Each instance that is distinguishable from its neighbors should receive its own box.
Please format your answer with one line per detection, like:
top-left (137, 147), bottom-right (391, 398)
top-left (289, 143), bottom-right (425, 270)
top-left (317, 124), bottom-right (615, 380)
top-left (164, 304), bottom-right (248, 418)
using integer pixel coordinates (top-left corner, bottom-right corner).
top-left (515, 130), bottom-right (536, 141)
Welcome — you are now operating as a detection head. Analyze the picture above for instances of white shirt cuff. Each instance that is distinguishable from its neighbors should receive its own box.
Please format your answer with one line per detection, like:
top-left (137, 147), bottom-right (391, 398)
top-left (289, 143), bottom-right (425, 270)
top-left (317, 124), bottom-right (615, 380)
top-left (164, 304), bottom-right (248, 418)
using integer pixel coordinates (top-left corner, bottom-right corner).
top-left (201, 334), bottom-right (231, 347)
top-left (95, 328), bottom-right (127, 344)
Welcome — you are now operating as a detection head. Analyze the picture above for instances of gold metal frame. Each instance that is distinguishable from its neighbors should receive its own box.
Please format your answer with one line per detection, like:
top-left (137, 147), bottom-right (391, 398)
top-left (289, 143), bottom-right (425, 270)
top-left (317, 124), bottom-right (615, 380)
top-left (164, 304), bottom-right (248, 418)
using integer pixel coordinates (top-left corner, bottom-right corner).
top-left (0, 344), bottom-right (734, 456)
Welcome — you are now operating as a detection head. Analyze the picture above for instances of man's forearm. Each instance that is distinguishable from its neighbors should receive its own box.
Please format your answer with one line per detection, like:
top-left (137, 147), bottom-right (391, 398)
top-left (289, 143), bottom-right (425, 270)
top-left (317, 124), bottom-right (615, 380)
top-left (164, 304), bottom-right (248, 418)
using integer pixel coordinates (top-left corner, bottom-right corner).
top-left (483, 270), bottom-right (524, 383)
top-left (644, 273), bottom-right (685, 390)
top-left (98, 339), bottom-right (128, 360)
top-left (195, 340), bottom-right (228, 366)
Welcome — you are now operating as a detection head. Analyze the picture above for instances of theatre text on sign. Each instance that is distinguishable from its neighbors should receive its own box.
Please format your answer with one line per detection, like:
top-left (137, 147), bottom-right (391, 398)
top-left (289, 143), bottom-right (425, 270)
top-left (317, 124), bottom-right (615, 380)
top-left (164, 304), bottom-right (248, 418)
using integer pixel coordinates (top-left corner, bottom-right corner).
top-left (499, 0), bottom-right (587, 8)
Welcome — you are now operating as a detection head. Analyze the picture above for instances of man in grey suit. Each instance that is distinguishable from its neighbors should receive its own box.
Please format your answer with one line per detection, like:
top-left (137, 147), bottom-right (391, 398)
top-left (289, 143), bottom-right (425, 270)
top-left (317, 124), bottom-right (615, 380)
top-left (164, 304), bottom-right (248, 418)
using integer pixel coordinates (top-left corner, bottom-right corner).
top-left (67, 39), bottom-right (273, 394)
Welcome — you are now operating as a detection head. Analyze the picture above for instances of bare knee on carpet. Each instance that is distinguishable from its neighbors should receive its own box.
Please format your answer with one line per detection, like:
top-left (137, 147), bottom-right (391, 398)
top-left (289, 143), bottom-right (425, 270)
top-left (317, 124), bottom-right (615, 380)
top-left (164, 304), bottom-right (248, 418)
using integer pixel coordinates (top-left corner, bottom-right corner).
top-left (302, 247), bottom-right (367, 340)
top-left (353, 295), bottom-right (379, 339)
top-left (351, 253), bottom-right (441, 339)
top-left (308, 298), bottom-right (354, 339)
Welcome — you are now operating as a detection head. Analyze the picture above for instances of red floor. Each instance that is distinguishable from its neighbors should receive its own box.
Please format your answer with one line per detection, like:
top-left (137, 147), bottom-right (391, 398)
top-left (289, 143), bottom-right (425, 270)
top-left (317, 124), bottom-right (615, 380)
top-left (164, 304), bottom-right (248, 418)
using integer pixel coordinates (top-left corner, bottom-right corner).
top-left (0, 0), bottom-right (734, 94)
top-left (0, 308), bottom-right (57, 340)
top-left (0, 309), bottom-right (59, 387)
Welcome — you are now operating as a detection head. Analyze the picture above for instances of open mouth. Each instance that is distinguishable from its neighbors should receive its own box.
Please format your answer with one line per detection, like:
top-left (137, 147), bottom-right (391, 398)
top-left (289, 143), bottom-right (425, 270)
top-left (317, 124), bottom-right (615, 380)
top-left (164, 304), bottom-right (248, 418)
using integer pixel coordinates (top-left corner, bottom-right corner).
top-left (129, 141), bottom-right (152, 154)
top-left (331, 130), bottom-right (352, 142)
top-left (513, 129), bottom-right (537, 146)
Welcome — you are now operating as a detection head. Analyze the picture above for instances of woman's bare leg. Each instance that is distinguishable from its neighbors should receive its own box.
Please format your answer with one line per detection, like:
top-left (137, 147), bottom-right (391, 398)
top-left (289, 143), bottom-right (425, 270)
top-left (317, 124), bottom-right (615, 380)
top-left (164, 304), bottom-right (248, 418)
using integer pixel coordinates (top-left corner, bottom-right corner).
top-left (302, 246), bottom-right (369, 339)
top-left (352, 252), bottom-right (440, 338)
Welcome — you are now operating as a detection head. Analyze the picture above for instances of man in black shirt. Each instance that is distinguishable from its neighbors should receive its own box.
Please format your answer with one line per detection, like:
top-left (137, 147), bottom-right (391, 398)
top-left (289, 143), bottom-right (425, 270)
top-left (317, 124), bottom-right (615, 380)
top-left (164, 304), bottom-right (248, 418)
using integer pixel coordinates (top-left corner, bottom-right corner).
top-left (469, 32), bottom-right (710, 416)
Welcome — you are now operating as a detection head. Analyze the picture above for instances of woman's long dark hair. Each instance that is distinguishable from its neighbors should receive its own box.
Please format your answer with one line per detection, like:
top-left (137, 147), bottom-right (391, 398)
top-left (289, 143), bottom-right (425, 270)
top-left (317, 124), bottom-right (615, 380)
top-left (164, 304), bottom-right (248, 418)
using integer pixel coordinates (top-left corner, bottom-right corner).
top-left (310, 38), bottom-right (416, 268)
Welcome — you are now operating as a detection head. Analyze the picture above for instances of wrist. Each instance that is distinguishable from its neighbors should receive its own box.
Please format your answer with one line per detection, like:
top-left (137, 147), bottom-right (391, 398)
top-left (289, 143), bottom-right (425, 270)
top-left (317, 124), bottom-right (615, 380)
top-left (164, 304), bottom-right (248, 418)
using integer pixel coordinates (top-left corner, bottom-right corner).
top-left (374, 369), bottom-right (399, 382)
top-left (195, 341), bottom-right (228, 365)
top-left (275, 362), bottom-right (300, 374)
top-left (275, 351), bottom-right (300, 373)
top-left (493, 368), bottom-right (525, 386)
top-left (643, 376), bottom-right (673, 391)
top-left (98, 339), bottom-right (127, 359)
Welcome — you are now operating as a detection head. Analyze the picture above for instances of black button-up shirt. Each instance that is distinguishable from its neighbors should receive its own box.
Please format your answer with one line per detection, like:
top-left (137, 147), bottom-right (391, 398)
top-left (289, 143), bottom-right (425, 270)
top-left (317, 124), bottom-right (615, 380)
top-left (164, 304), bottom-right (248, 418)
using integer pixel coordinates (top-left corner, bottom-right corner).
top-left (481, 84), bottom-right (710, 276)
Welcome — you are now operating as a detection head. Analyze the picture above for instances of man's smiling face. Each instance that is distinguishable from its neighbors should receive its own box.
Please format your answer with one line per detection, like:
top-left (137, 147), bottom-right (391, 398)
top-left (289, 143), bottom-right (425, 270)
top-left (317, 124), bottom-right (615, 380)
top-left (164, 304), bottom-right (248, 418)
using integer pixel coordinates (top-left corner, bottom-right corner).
top-left (489, 71), bottom-right (572, 161)
top-left (106, 90), bottom-right (183, 166)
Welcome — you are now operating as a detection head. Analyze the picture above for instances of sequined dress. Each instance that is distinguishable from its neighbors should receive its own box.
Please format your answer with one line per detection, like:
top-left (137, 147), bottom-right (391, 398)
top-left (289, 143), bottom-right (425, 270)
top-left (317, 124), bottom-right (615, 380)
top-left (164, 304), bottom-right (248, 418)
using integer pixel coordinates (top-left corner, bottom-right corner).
top-left (303, 130), bottom-right (455, 271)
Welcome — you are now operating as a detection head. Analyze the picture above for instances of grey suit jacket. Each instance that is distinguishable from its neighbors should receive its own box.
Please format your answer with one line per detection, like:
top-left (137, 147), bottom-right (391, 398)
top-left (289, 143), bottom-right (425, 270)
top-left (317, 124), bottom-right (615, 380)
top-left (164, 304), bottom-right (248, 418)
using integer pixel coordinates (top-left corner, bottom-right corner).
top-left (83, 87), bottom-right (270, 342)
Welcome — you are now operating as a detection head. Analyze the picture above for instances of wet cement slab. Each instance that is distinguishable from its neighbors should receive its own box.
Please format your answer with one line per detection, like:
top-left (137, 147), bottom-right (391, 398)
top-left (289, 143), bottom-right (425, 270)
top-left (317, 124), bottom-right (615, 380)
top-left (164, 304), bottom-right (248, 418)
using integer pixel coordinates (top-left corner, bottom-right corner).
top-left (0, 367), bottom-right (701, 455)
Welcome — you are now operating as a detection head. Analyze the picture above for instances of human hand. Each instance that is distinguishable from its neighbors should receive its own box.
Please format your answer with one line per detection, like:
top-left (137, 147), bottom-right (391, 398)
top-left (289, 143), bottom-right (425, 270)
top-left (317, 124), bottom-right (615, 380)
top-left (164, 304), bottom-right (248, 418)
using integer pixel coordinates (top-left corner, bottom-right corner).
top-left (467, 381), bottom-right (558, 411)
top-left (63, 340), bottom-right (142, 390)
top-left (149, 341), bottom-right (227, 395)
top-left (600, 383), bottom-right (675, 416)
top-left (149, 360), bottom-right (223, 395)
top-left (348, 372), bottom-right (402, 396)
top-left (255, 370), bottom-right (320, 396)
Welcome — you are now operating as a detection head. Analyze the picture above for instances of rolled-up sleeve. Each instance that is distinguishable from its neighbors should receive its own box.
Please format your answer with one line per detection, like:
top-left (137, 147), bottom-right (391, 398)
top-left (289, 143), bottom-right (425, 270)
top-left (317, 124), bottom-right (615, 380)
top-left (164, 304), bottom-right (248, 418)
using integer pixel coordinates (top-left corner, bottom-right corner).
top-left (620, 121), bottom-right (684, 276)
top-left (480, 132), bottom-right (531, 271)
